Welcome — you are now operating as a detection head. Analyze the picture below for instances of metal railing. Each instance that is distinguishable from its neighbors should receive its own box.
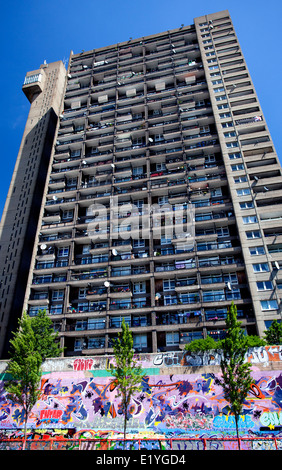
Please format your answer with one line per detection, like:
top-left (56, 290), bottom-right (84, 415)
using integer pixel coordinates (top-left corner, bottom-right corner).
top-left (1, 437), bottom-right (281, 451)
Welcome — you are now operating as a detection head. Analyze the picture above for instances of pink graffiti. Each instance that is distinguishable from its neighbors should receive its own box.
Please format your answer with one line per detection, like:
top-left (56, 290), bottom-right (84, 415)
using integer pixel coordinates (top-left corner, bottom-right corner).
top-left (73, 358), bottom-right (94, 371)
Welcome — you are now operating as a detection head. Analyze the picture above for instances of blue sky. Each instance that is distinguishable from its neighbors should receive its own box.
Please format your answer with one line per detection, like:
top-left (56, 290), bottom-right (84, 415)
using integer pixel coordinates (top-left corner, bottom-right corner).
top-left (0, 0), bottom-right (281, 217)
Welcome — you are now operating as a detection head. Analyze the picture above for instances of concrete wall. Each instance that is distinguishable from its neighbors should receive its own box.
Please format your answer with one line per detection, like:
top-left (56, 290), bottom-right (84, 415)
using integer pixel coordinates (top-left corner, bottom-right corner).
top-left (0, 346), bottom-right (282, 441)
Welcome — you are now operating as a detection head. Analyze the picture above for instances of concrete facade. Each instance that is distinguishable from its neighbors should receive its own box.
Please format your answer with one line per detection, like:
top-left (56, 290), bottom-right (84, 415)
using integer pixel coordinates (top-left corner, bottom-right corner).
top-left (0, 61), bottom-right (67, 357)
top-left (0, 10), bottom-right (282, 359)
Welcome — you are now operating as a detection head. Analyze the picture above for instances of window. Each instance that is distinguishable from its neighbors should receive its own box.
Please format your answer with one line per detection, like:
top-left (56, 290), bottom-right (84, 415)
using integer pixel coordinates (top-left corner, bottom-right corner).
top-left (203, 290), bottom-right (225, 302)
top-left (58, 247), bottom-right (69, 257)
top-left (164, 295), bottom-right (177, 305)
top-left (179, 293), bottom-right (200, 304)
top-left (231, 163), bottom-right (244, 171)
top-left (216, 95), bottom-right (227, 101)
top-left (161, 235), bottom-right (172, 245)
top-left (133, 281), bottom-right (146, 293)
top-left (243, 215), bottom-right (258, 224)
top-left (246, 230), bottom-right (261, 239)
top-left (201, 274), bottom-right (223, 284)
top-left (229, 152), bottom-right (241, 159)
top-left (226, 141), bottom-right (239, 148)
top-left (163, 279), bottom-right (175, 291)
top-left (240, 201), bottom-right (254, 209)
top-left (50, 304), bottom-right (63, 315)
top-left (52, 290), bottom-right (64, 301)
top-left (88, 337), bottom-right (105, 349)
top-left (62, 210), bottom-right (73, 221)
top-left (29, 305), bottom-right (48, 316)
top-left (133, 334), bottom-right (147, 350)
top-left (166, 332), bottom-right (179, 346)
top-left (256, 281), bottom-right (273, 291)
top-left (217, 227), bottom-right (229, 237)
top-left (78, 288), bottom-right (87, 299)
top-left (24, 73), bottom-right (42, 85)
top-left (253, 263), bottom-right (269, 273)
top-left (111, 316), bottom-right (130, 328)
top-left (237, 188), bottom-right (251, 196)
top-left (224, 131), bottom-right (236, 138)
top-left (249, 246), bottom-right (265, 256)
top-left (220, 112), bottom-right (231, 119)
top-left (158, 196), bottom-right (169, 206)
top-left (133, 239), bottom-right (145, 248)
top-left (260, 300), bottom-right (278, 310)
top-left (234, 176), bottom-right (247, 183)
top-left (223, 273), bottom-right (238, 285)
top-left (133, 166), bottom-right (144, 175)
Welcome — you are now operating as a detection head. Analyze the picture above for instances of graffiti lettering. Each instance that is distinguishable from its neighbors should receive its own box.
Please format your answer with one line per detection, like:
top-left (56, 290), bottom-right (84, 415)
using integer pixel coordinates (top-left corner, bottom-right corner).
top-left (39, 409), bottom-right (63, 422)
top-left (260, 411), bottom-right (282, 428)
top-left (73, 358), bottom-right (94, 371)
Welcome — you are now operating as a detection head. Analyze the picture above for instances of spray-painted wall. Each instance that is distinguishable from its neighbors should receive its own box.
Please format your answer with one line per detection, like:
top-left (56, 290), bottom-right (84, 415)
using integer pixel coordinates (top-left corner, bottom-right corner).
top-left (0, 346), bottom-right (282, 441)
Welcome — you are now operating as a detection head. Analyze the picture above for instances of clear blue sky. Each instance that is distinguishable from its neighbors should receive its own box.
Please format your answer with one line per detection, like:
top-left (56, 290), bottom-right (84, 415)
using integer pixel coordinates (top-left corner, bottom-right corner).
top-left (0, 0), bottom-right (281, 218)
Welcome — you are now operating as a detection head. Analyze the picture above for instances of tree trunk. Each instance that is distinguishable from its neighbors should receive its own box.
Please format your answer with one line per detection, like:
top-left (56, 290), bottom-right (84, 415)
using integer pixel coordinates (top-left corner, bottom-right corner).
top-left (123, 396), bottom-right (128, 450)
top-left (235, 414), bottom-right (241, 450)
top-left (23, 409), bottom-right (28, 450)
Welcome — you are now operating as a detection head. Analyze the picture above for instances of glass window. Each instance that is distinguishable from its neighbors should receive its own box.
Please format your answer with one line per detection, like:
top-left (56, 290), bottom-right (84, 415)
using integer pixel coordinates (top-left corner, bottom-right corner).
top-left (133, 281), bottom-right (146, 293)
top-left (234, 176), bottom-right (247, 183)
top-left (166, 332), bottom-right (179, 346)
top-left (229, 152), bottom-right (241, 159)
top-left (253, 263), bottom-right (269, 273)
top-left (256, 281), bottom-right (273, 291)
top-left (231, 164), bottom-right (244, 171)
top-left (50, 304), bottom-right (63, 315)
top-left (226, 141), bottom-right (239, 148)
top-left (243, 215), bottom-right (258, 224)
top-left (246, 230), bottom-right (261, 239)
top-left (163, 279), bottom-right (175, 291)
top-left (240, 201), bottom-right (254, 209)
top-left (133, 334), bottom-right (147, 350)
top-left (260, 300), bottom-right (278, 310)
top-left (52, 290), bottom-right (64, 301)
top-left (237, 188), bottom-right (251, 196)
top-left (249, 246), bottom-right (265, 256)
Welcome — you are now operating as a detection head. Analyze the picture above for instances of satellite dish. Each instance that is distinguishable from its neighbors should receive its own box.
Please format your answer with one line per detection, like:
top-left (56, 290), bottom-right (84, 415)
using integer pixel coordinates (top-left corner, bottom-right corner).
top-left (104, 281), bottom-right (110, 287)
top-left (112, 249), bottom-right (118, 256)
top-left (40, 244), bottom-right (47, 250)
top-left (53, 195), bottom-right (58, 201)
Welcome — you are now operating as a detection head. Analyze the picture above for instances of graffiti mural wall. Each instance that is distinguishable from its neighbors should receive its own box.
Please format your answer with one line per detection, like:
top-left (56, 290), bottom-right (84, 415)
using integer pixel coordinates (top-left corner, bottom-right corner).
top-left (0, 347), bottom-right (282, 441)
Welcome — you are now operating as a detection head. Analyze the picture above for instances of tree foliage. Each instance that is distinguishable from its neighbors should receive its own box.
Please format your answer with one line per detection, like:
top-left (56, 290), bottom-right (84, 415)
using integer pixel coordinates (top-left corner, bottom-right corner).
top-left (184, 336), bottom-right (219, 352)
top-left (264, 319), bottom-right (282, 345)
top-left (4, 309), bottom-right (62, 446)
top-left (108, 319), bottom-right (144, 442)
top-left (5, 312), bottom-right (42, 446)
top-left (30, 309), bottom-right (63, 360)
top-left (217, 302), bottom-right (253, 447)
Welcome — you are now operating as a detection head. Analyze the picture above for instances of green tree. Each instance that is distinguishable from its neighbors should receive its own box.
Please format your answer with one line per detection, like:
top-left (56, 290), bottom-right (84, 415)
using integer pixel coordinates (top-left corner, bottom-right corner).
top-left (264, 319), bottom-right (282, 345)
top-left (4, 312), bottom-right (42, 448)
top-left (217, 302), bottom-right (253, 449)
top-left (108, 319), bottom-right (145, 446)
top-left (30, 309), bottom-right (63, 360)
top-left (184, 336), bottom-right (219, 352)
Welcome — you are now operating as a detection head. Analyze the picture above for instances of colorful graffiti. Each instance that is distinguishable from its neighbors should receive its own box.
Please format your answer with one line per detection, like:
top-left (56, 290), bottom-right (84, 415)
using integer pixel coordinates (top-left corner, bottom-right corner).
top-left (0, 362), bottom-right (282, 441)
